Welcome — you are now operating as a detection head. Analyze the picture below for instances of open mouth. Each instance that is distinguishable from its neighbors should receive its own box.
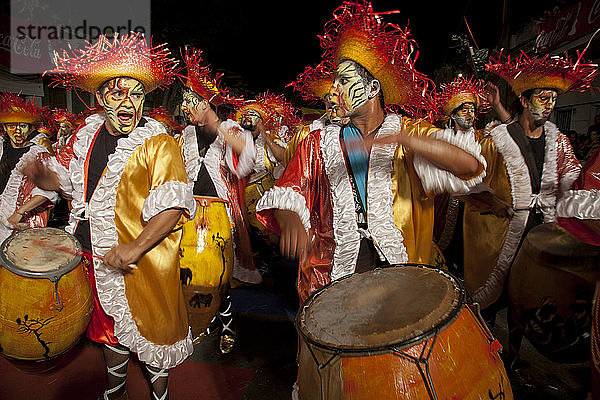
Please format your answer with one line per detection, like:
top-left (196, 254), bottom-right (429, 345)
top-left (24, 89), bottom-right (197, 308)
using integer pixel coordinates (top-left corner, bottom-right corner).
top-left (117, 110), bottom-right (134, 125)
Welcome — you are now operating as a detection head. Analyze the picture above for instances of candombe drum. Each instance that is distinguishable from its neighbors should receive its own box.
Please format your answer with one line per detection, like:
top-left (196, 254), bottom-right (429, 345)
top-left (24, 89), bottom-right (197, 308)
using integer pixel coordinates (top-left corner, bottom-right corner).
top-left (297, 265), bottom-right (513, 400)
top-left (0, 227), bottom-right (93, 361)
top-left (244, 171), bottom-right (276, 232)
top-left (508, 222), bottom-right (600, 363)
top-left (179, 197), bottom-right (234, 339)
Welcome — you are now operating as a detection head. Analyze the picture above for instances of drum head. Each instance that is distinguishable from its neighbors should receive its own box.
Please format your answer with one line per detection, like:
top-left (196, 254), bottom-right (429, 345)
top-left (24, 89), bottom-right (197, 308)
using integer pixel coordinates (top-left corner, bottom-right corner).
top-left (297, 265), bottom-right (464, 352)
top-left (0, 227), bottom-right (82, 281)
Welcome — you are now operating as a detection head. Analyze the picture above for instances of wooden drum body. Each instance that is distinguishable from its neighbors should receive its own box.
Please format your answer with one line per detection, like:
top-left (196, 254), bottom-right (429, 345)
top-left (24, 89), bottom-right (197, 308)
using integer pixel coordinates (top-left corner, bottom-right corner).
top-left (297, 265), bottom-right (513, 400)
top-left (179, 197), bottom-right (234, 338)
top-left (0, 228), bottom-right (93, 361)
top-left (508, 223), bottom-right (599, 363)
top-left (244, 171), bottom-right (275, 232)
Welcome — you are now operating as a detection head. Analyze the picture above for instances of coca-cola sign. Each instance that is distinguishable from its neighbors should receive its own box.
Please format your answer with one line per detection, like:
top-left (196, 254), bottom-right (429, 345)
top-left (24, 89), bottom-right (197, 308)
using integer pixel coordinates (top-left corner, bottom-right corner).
top-left (536, 0), bottom-right (600, 53)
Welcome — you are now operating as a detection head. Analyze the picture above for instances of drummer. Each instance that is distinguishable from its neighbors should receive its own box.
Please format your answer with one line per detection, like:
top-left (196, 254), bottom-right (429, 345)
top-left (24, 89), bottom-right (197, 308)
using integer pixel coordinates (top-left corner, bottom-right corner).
top-left (179, 47), bottom-right (256, 353)
top-left (29, 33), bottom-right (196, 400)
top-left (462, 52), bottom-right (596, 322)
top-left (256, 1), bottom-right (486, 305)
top-left (0, 92), bottom-right (58, 242)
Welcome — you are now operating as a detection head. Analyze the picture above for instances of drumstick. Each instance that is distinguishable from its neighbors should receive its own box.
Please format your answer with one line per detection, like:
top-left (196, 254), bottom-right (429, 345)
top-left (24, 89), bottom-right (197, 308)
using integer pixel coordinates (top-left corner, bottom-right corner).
top-left (31, 239), bottom-right (137, 269)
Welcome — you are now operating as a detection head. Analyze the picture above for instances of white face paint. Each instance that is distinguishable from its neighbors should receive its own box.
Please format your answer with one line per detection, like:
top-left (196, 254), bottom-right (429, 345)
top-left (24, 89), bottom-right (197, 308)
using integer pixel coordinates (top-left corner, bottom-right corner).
top-left (181, 88), bottom-right (205, 125)
top-left (451, 102), bottom-right (476, 130)
top-left (525, 89), bottom-right (558, 124)
top-left (97, 77), bottom-right (145, 134)
top-left (329, 60), bottom-right (370, 117)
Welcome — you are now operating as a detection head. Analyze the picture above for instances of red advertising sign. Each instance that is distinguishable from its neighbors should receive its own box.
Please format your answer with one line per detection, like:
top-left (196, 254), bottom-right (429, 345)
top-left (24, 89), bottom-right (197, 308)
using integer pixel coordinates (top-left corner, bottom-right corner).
top-left (536, 0), bottom-right (600, 53)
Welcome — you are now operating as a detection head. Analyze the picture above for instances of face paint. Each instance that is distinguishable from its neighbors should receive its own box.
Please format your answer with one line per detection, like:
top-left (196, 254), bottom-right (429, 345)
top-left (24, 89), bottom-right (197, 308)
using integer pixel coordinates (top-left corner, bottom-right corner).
top-left (98, 77), bottom-right (145, 134)
top-left (329, 60), bottom-right (369, 117)
top-left (526, 89), bottom-right (557, 124)
top-left (451, 102), bottom-right (476, 130)
top-left (57, 122), bottom-right (73, 138)
top-left (325, 94), bottom-right (348, 125)
top-left (4, 122), bottom-right (32, 146)
top-left (240, 109), bottom-right (262, 131)
top-left (181, 88), bottom-right (204, 125)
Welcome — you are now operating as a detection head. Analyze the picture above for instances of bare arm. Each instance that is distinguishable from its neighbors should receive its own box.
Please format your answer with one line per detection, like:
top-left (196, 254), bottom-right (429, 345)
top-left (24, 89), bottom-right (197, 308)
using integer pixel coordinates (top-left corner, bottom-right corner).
top-left (261, 131), bottom-right (286, 163)
top-left (274, 209), bottom-right (309, 260)
top-left (7, 195), bottom-right (50, 229)
top-left (486, 81), bottom-right (511, 123)
top-left (220, 125), bottom-right (247, 156)
top-left (22, 159), bottom-right (61, 192)
top-left (103, 208), bottom-right (184, 271)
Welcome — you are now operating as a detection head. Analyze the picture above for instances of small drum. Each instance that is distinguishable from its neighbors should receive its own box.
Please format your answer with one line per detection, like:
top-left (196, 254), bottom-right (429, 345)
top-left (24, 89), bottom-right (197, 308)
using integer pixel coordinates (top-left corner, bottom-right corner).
top-left (297, 265), bottom-right (513, 400)
top-left (0, 228), bottom-right (93, 361)
top-left (244, 171), bottom-right (276, 232)
top-left (508, 222), bottom-right (600, 363)
top-left (179, 197), bottom-right (234, 338)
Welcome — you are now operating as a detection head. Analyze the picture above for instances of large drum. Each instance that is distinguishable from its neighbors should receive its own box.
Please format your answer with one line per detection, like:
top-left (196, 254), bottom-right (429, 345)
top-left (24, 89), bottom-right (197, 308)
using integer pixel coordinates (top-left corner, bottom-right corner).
top-left (508, 222), bottom-right (600, 363)
top-left (0, 228), bottom-right (93, 361)
top-left (244, 171), bottom-right (276, 232)
top-left (297, 265), bottom-right (513, 400)
top-left (179, 197), bottom-right (234, 339)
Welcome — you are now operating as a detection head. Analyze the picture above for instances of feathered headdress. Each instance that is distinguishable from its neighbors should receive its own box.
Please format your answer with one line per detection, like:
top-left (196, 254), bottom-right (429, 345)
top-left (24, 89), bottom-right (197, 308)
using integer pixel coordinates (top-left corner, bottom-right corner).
top-left (182, 47), bottom-right (244, 107)
top-left (319, 0), bottom-right (435, 117)
top-left (486, 50), bottom-right (598, 96)
top-left (45, 32), bottom-right (179, 93)
top-left (235, 92), bottom-right (301, 136)
top-left (148, 106), bottom-right (183, 133)
top-left (435, 76), bottom-right (491, 118)
top-left (287, 59), bottom-right (336, 102)
top-left (0, 92), bottom-right (46, 124)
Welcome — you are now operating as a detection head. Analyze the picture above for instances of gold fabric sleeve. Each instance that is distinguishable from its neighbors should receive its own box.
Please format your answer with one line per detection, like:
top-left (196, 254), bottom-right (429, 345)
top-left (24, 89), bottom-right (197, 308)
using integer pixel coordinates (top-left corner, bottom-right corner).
top-left (283, 124), bottom-right (312, 167)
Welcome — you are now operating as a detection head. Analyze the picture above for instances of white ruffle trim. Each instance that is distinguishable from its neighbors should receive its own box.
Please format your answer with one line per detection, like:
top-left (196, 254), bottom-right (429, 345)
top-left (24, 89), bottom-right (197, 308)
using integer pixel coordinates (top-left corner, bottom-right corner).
top-left (142, 180), bottom-right (197, 222)
top-left (557, 189), bottom-right (600, 219)
top-left (538, 121), bottom-right (559, 222)
top-left (413, 127), bottom-right (487, 196)
top-left (222, 119), bottom-right (255, 179)
top-left (367, 114), bottom-right (409, 264)
top-left (82, 114), bottom-right (193, 368)
top-left (309, 115), bottom-right (327, 133)
top-left (256, 186), bottom-right (311, 232)
top-left (181, 125), bottom-right (202, 185)
top-left (320, 124), bottom-right (360, 281)
top-left (44, 156), bottom-right (73, 196)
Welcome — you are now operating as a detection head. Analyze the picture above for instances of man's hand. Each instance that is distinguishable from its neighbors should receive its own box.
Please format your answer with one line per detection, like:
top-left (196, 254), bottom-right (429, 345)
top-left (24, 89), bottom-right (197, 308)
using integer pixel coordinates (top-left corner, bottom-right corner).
top-left (486, 81), bottom-right (501, 107)
top-left (103, 242), bottom-right (142, 273)
top-left (7, 212), bottom-right (28, 230)
top-left (274, 209), bottom-right (310, 259)
top-left (22, 159), bottom-right (60, 192)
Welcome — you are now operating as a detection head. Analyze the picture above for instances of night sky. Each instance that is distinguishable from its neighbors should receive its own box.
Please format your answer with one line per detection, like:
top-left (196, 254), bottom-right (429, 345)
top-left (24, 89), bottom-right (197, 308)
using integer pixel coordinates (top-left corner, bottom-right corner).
top-left (152, 0), bottom-right (557, 96)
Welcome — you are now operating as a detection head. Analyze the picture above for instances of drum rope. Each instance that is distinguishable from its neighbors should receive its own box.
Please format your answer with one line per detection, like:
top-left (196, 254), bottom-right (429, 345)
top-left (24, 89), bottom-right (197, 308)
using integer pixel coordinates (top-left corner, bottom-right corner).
top-left (304, 340), bottom-right (341, 400)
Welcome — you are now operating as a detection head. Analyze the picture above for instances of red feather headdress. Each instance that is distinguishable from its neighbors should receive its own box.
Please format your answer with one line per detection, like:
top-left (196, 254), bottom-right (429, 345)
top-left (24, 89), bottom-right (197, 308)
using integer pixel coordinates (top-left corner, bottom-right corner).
top-left (319, 0), bottom-right (435, 117)
top-left (0, 92), bottom-right (45, 124)
top-left (148, 106), bottom-right (183, 133)
top-left (435, 76), bottom-right (491, 118)
top-left (182, 47), bottom-right (244, 107)
top-left (235, 92), bottom-right (301, 136)
top-left (45, 32), bottom-right (179, 93)
top-left (287, 59), bottom-right (336, 102)
top-left (486, 50), bottom-right (598, 96)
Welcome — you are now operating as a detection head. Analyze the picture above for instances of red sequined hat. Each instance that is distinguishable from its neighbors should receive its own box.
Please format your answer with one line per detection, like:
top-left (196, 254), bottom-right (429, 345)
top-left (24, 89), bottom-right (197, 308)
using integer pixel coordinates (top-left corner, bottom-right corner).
top-left (319, 0), bottom-right (435, 116)
top-left (182, 47), bottom-right (244, 107)
top-left (436, 76), bottom-right (491, 117)
top-left (287, 59), bottom-right (335, 102)
top-left (486, 50), bottom-right (598, 96)
top-left (148, 106), bottom-right (183, 133)
top-left (0, 92), bottom-right (45, 124)
top-left (45, 32), bottom-right (179, 93)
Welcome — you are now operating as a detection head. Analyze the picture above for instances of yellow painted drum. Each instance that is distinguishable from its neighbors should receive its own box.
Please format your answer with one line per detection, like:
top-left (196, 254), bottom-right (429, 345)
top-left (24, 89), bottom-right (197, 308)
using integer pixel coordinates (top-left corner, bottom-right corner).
top-left (179, 197), bottom-right (234, 338)
top-left (244, 171), bottom-right (276, 232)
top-left (0, 228), bottom-right (93, 361)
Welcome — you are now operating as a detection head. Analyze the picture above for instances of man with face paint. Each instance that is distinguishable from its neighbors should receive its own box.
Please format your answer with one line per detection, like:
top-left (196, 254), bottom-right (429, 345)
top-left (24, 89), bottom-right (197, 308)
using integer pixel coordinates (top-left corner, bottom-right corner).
top-left (178, 48), bottom-right (256, 354)
top-left (31, 34), bottom-right (196, 400)
top-left (0, 92), bottom-right (58, 242)
top-left (431, 77), bottom-right (494, 276)
top-left (236, 92), bottom-right (296, 180)
top-left (255, 2), bottom-right (487, 306)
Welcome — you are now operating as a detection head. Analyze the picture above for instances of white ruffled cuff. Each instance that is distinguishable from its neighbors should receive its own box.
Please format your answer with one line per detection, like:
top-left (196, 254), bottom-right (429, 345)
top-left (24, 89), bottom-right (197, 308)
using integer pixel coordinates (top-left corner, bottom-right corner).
top-left (256, 186), bottom-right (311, 232)
top-left (221, 119), bottom-right (256, 179)
top-left (31, 187), bottom-right (59, 204)
top-left (142, 180), bottom-right (197, 222)
top-left (44, 156), bottom-right (73, 196)
top-left (413, 128), bottom-right (487, 196)
top-left (557, 189), bottom-right (600, 220)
